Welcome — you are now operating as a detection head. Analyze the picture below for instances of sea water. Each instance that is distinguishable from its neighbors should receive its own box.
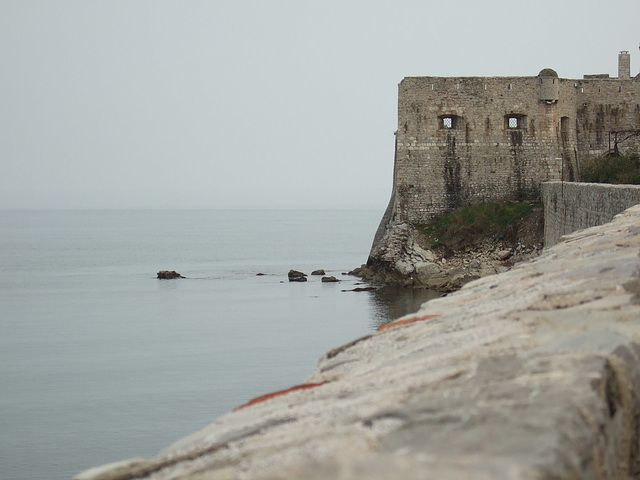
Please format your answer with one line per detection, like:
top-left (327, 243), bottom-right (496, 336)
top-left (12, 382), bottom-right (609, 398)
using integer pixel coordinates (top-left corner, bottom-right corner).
top-left (0, 209), bottom-right (439, 480)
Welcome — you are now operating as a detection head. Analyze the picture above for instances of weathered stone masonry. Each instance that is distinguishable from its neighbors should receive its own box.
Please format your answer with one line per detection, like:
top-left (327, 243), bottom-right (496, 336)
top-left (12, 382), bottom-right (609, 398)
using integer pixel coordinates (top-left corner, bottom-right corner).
top-left (366, 52), bottom-right (640, 285)
top-left (385, 51), bottom-right (640, 227)
top-left (542, 181), bottom-right (640, 247)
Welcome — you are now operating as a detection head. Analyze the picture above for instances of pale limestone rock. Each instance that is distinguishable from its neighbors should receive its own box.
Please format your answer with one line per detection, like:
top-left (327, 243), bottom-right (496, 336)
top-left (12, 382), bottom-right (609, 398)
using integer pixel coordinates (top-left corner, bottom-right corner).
top-left (73, 458), bottom-right (153, 480)
top-left (366, 222), bottom-right (442, 285)
top-left (478, 263), bottom-right (499, 277)
top-left (495, 248), bottom-right (513, 260)
top-left (411, 241), bottom-right (436, 263)
top-left (394, 259), bottom-right (415, 277)
top-left (362, 219), bottom-right (515, 289)
top-left (422, 272), bottom-right (450, 288)
top-left (414, 260), bottom-right (442, 280)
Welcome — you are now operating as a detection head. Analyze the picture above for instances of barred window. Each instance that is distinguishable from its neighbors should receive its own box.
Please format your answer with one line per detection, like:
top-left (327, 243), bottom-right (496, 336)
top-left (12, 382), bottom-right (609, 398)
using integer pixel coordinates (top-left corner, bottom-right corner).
top-left (505, 114), bottom-right (526, 130)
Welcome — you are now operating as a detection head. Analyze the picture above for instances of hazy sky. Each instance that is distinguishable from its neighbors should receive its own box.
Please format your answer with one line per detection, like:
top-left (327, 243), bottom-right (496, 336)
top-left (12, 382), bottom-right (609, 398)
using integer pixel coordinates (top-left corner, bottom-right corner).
top-left (1, 1), bottom-right (638, 210)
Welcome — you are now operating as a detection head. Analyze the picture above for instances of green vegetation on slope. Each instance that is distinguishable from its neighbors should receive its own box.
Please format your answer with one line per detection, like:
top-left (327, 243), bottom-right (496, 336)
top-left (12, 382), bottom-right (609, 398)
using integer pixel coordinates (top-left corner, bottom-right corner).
top-left (580, 153), bottom-right (640, 185)
top-left (417, 202), bottom-right (539, 250)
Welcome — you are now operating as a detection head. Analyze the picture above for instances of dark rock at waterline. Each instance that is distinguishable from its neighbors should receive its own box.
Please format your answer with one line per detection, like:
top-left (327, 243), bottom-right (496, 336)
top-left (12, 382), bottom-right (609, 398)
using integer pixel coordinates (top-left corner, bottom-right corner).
top-left (157, 270), bottom-right (184, 279)
top-left (347, 265), bottom-right (367, 276)
top-left (341, 286), bottom-right (376, 292)
top-left (288, 270), bottom-right (307, 282)
top-left (311, 269), bottom-right (326, 276)
top-left (321, 276), bottom-right (340, 283)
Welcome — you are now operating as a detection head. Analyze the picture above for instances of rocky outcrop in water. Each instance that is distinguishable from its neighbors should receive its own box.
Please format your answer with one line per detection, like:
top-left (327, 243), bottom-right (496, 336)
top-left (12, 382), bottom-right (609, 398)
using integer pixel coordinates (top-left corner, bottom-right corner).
top-left (156, 270), bottom-right (184, 279)
top-left (288, 270), bottom-right (307, 282)
top-left (76, 205), bottom-right (640, 480)
top-left (321, 276), bottom-right (339, 283)
top-left (351, 222), bottom-right (530, 291)
top-left (353, 205), bottom-right (543, 291)
top-left (351, 222), bottom-right (444, 287)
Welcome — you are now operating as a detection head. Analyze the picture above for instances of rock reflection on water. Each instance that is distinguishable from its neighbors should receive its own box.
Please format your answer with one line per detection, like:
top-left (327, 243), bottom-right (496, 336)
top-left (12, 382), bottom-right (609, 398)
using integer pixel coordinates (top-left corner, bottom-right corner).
top-left (368, 287), bottom-right (442, 330)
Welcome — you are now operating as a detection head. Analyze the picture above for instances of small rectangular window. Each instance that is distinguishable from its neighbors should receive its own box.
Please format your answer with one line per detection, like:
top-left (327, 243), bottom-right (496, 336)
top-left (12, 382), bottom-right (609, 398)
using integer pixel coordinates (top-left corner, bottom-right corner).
top-left (505, 114), bottom-right (527, 130)
top-left (439, 114), bottom-right (461, 130)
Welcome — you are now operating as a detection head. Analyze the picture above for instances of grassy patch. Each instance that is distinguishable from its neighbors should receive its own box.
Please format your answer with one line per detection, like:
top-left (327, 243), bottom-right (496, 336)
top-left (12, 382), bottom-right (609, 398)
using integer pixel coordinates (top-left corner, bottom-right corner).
top-left (417, 202), bottom-right (538, 250)
top-left (580, 153), bottom-right (640, 185)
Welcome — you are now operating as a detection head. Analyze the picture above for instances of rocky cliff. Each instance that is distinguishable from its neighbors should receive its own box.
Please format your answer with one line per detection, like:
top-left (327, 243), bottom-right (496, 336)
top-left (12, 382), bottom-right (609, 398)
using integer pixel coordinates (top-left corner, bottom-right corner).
top-left (353, 198), bottom-right (543, 290)
top-left (75, 205), bottom-right (640, 480)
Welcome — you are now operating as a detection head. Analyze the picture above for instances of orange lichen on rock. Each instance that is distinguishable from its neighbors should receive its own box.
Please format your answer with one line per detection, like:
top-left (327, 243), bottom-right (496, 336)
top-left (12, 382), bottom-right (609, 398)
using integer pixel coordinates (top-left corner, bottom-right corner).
top-left (234, 382), bottom-right (327, 411)
top-left (377, 314), bottom-right (439, 332)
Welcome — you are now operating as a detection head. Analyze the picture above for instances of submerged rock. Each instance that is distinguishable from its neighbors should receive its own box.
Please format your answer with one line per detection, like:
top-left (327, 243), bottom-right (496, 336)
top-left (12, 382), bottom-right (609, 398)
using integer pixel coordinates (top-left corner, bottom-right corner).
top-left (311, 269), bottom-right (326, 276)
top-left (321, 276), bottom-right (340, 283)
top-left (157, 270), bottom-right (184, 279)
top-left (288, 270), bottom-right (307, 282)
top-left (342, 286), bottom-right (376, 292)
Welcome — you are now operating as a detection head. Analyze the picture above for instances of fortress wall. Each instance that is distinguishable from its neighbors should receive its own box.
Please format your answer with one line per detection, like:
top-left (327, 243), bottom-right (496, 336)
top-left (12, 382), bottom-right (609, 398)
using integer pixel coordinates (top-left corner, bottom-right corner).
top-left (576, 78), bottom-right (640, 159)
top-left (390, 64), bottom-right (639, 228)
top-left (394, 76), bottom-right (576, 224)
top-left (542, 180), bottom-right (640, 246)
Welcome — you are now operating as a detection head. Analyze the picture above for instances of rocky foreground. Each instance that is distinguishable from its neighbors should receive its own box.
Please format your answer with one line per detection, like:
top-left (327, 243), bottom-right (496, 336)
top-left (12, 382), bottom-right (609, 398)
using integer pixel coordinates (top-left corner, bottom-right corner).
top-left (77, 206), bottom-right (640, 480)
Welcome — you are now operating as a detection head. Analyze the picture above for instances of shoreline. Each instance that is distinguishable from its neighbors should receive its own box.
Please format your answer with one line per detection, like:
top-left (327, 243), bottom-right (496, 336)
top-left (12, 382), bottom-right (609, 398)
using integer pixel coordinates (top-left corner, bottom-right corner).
top-left (353, 205), bottom-right (545, 291)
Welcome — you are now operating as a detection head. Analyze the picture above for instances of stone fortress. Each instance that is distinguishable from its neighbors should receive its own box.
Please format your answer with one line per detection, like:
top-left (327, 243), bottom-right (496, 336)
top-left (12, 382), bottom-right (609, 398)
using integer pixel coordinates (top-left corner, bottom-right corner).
top-left (385, 50), bottom-right (640, 226)
top-left (362, 50), bottom-right (640, 288)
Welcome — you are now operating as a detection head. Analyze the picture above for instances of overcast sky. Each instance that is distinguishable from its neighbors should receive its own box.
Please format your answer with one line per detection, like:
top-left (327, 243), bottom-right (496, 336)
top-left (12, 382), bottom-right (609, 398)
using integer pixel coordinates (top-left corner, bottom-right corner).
top-left (1, 1), bottom-right (638, 210)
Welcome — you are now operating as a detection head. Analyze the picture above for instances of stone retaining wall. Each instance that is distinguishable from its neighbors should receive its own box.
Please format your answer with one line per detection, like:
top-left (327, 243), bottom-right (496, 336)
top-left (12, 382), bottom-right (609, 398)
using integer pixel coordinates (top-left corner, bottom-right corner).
top-left (542, 180), bottom-right (640, 246)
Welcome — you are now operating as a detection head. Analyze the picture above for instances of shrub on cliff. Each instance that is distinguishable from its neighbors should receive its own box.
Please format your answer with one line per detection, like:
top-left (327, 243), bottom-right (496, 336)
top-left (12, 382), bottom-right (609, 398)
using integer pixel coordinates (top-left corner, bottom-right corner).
top-left (580, 153), bottom-right (640, 185)
top-left (417, 202), bottom-right (540, 251)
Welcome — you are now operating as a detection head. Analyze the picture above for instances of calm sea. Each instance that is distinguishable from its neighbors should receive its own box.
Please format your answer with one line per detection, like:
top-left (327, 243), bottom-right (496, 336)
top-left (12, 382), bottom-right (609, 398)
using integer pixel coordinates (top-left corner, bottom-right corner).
top-left (0, 209), bottom-right (438, 480)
